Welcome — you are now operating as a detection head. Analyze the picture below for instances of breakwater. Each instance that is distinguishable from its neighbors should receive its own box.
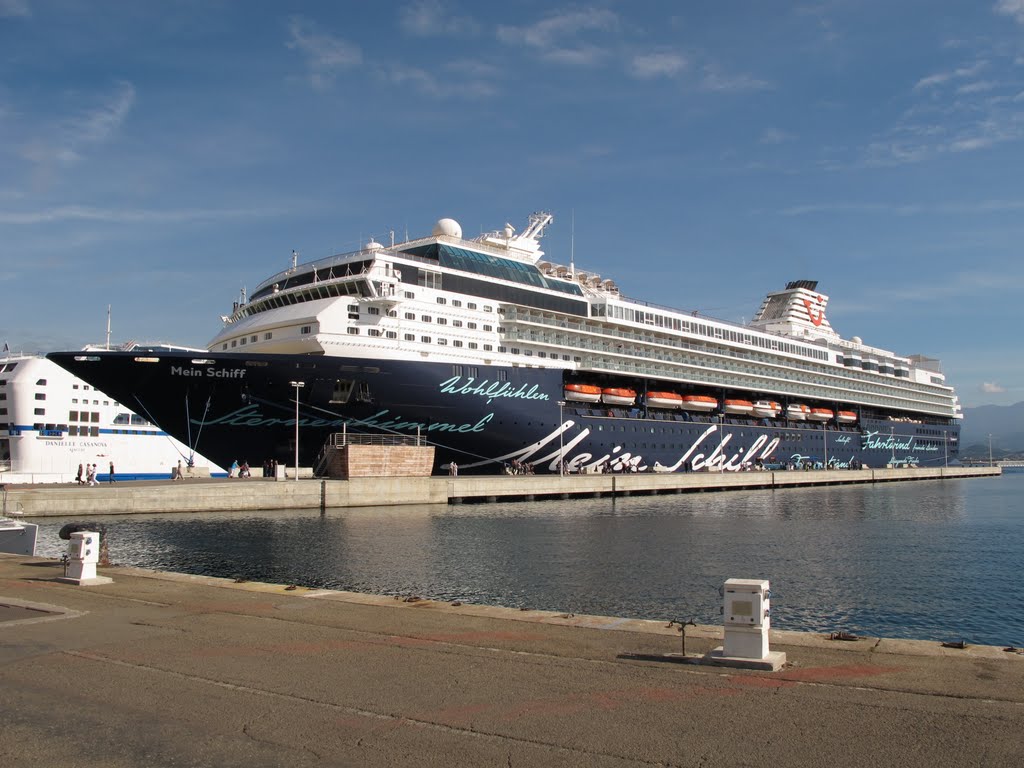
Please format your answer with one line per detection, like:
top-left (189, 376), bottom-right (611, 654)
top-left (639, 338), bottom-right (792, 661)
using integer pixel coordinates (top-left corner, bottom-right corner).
top-left (5, 465), bottom-right (999, 517)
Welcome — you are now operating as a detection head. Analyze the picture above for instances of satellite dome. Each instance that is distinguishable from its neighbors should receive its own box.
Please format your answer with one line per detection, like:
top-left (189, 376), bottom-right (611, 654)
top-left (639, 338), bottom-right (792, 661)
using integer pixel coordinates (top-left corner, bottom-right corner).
top-left (433, 218), bottom-right (463, 238)
top-left (366, 238), bottom-right (383, 251)
top-left (851, 336), bottom-right (862, 345)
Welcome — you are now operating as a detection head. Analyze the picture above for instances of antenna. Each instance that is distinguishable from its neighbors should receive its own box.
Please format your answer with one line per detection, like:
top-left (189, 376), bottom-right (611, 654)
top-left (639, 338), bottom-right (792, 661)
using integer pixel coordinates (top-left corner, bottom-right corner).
top-left (106, 305), bottom-right (111, 350)
top-left (290, 250), bottom-right (298, 273)
top-left (570, 209), bottom-right (576, 279)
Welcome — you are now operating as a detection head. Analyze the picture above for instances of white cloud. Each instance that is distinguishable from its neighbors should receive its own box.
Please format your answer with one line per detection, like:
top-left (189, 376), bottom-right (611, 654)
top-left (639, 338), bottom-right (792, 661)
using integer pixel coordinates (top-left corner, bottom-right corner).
top-left (0, 205), bottom-right (277, 225)
top-left (497, 8), bottom-right (617, 66)
top-left (399, 0), bottom-right (479, 37)
top-left (994, 0), bottom-right (1024, 24)
top-left (956, 80), bottom-right (997, 94)
top-left (760, 128), bottom-right (795, 145)
top-left (700, 66), bottom-right (771, 93)
top-left (286, 16), bottom-right (362, 89)
top-left (914, 61), bottom-right (987, 90)
top-left (0, 0), bottom-right (30, 18)
top-left (629, 51), bottom-right (687, 79)
top-left (982, 381), bottom-right (1007, 393)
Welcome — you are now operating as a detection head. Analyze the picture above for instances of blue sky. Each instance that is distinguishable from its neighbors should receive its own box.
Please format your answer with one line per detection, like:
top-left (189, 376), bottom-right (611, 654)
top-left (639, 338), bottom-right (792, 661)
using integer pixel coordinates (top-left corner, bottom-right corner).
top-left (2, 1), bottom-right (1023, 407)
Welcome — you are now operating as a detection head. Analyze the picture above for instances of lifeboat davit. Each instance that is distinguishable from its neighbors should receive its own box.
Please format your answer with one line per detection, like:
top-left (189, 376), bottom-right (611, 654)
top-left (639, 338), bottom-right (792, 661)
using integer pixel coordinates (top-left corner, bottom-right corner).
top-left (808, 408), bottom-right (834, 422)
top-left (836, 410), bottom-right (858, 424)
top-left (681, 395), bottom-right (718, 412)
top-left (602, 387), bottom-right (637, 406)
top-left (752, 400), bottom-right (782, 418)
top-left (646, 391), bottom-right (683, 409)
top-left (564, 383), bottom-right (602, 403)
top-left (723, 399), bottom-right (755, 416)
top-left (786, 404), bottom-right (810, 420)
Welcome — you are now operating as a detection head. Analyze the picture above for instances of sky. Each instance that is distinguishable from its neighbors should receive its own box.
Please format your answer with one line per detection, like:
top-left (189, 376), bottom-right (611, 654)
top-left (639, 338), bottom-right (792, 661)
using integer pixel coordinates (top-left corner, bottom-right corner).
top-left (2, 1), bottom-right (1023, 408)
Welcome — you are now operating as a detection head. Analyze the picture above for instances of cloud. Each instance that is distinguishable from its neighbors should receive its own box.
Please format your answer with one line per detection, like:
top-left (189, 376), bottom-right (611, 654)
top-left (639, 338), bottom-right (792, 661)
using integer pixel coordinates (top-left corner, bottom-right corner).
top-left (982, 382), bottom-right (1007, 393)
top-left (760, 128), bottom-right (795, 145)
top-left (286, 16), bottom-right (362, 89)
top-left (399, 0), bottom-right (479, 37)
top-left (628, 51), bottom-right (687, 79)
top-left (700, 66), bottom-right (771, 93)
top-left (497, 8), bottom-right (617, 66)
top-left (913, 61), bottom-right (987, 90)
top-left (0, 205), bottom-right (276, 225)
top-left (0, 0), bottom-right (30, 17)
top-left (994, 0), bottom-right (1024, 24)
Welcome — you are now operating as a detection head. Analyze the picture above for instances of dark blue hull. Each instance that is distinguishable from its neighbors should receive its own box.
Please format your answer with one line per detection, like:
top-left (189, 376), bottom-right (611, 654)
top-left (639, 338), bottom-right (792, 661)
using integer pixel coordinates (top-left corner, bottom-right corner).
top-left (47, 351), bottom-right (961, 474)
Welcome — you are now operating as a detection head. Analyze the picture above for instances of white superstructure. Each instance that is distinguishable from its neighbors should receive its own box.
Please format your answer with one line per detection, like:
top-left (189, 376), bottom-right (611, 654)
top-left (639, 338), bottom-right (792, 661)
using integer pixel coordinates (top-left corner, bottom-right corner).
top-left (0, 352), bottom-right (221, 484)
top-left (207, 213), bottom-right (961, 424)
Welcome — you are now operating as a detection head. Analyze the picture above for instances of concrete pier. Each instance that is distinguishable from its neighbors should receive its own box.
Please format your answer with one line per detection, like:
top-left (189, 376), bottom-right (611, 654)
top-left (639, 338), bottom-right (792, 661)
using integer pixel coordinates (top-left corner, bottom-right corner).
top-left (3, 465), bottom-right (1001, 517)
top-left (1, 553), bottom-right (1021, 767)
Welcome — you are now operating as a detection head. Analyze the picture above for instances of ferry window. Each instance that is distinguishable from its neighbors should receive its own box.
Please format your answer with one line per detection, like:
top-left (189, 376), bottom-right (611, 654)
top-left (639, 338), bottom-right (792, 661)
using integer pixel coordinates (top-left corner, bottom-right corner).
top-left (300, 325), bottom-right (312, 334)
top-left (452, 300), bottom-right (462, 307)
top-left (418, 271), bottom-right (441, 290)
top-left (483, 344), bottom-right (493, 351)
top-left (368, 307), bottom-right (380, 315)
top-left (468, 302), bottom-right (477, 310)
top-left (404, 334), bottom-right (415, 341)
top-left (68, 425), bottom-right (77, 436)
top-left (437, 318), bottom-right (448, 325)
top-left (437, 338), bottom-right (448, 345)
top-left (436, 297), bottom-right (447, 305)
top-left (483, 325), bottom-right (493, 332)
top-left (92, 412), bottom-right (100, 422)
top-left (90, 426), bottom-right (99, 437)
top-left (250, 335), bottom-right (257, 343)
top-left (34, 408), bottom-right (45, 416)
top-left (421, 315), bottom-right (432, 323)
top-left (562, 355), bottom-right (571, 361)
top-left (240, 337), bottom-right (247, 345)
top-left (330, 380), bottom-right (354, 404)
top-left (468, 342), bottom-right (478, 349)
top-left (404, 312), bottom-right (415, 320)
top-left (468, 368), bottom-right (478, 377)
top-left (497, 370), bottom-right (507, 381)
top-left (264, 332), bottom-right (272, 340)
top-left (484, 305), bottom-right (493, 312)
top-left (35, 393), bottom-right (45, 400)
top-left (113, 413), bottom-right (130, 425)
top-left (510, 348), bottom-right (520, 355)
top-left (452, 320), bottom-right (463, 327)
top-left (387, 310), bottom-right (397, 317)
top-left (386, 331), bottom-right (397, 339)
top-left (453, 340), bottom-right (463, 347)
top-left (467, 322), bottom-right (477, 329)
top-left (69, 411), bottom-right (78, 421)
top-left (71, 398), bottom-right (77, 404)
top-left (84, 385), bottom-right (90, 390)
top-left (131, 415), bottom-right (149, 426)
top-left (537, 351), bottom-right (547, 358)
top-left (348, 304), bottom-right (359, 313)
top-left (403, 291), bottom-right (415, 299)
top-left (498, 346), bottom-right (507, 353)
top-left (36, 378), bottom-right (47, 385)
top-left (452, 366), bottom-right (464, 376)
top-left (421, 336), bottom-right (432, 343)
top-left (347, 328), bottom-right (359, 335)
top-left (72, 384), bottom-right (78, 389)
top-left (368, 329), bottom-right (381, 337)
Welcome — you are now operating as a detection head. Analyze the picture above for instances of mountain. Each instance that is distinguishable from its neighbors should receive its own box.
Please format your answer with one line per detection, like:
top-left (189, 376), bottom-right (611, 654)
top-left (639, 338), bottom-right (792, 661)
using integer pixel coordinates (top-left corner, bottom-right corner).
top-left (960, 401), bottom-right (1024, 458)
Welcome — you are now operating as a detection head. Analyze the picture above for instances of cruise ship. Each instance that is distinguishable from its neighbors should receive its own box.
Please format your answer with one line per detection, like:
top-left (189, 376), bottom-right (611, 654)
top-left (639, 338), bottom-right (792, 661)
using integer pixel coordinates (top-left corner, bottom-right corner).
top-left (48, 212), bottom-right (962, 475)
top-left (1, 350), bottom-right (222, 483)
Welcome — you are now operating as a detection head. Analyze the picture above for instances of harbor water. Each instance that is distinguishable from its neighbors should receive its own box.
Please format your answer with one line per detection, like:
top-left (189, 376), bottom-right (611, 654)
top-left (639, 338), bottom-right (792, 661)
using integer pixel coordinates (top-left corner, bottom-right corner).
top-left (33, 472), bottom-right (1023, 647)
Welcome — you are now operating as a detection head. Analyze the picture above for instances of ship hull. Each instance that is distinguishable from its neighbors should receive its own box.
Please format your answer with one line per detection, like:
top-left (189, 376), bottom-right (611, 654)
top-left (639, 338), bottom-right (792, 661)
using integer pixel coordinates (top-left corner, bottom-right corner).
top-left (47, 351), bottom-right (960, 475)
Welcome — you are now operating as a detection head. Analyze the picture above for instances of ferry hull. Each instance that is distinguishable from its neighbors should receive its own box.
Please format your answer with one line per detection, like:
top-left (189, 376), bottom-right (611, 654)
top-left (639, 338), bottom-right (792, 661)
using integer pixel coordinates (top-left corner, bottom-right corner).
top-left (48, 351), bottom-right (961, 475)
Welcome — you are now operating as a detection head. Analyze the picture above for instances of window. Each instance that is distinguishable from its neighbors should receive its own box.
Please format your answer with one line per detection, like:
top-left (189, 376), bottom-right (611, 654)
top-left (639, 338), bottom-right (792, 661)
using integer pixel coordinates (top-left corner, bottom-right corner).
top-left (250, 335), bottom-right (257, 343)
top-left (453, 340), bottom-right (464, 347)
top-left (36, 378), bottom-right (47, 385)
top-left (405, 312), bottom-right (415, 320)
top-left (34, 408), bottom-right (45, 416)
top-left (468, 342), bottom-right (478, 349)
top-left (497, 369), bottom-right (508, 381)
top-left (467, 302), bottom-right (477, 310)
top-left (223, 344), bottom-right (228, 350)
top-left (437, 338), bottom-right (448, 345)
top-left (421, 336), bottom-right (432, 343)
top-left (91, 412), bottom-right (100, 422)
top-left (35, 393), bottom-right (45, 400)
top-left (452, 299), bottom-right (462, 307)
top-left (386, 331), bottom-right (397, 339)
top-left (467, 322), bottom-right (477, 329)
top-left (69, 411), bottom-right (79, 421)
top-left (368, 307), bottom-right (380, 315)
top-left (437, 317), bottom-right (447, 325)
top-left (483, 344), bottom-right (493, 351)
top-left (483, 324), bottom-right (493, 332)
top-left (436, 297), bottom-right (447, 305)
top-left (418, 271), bottom-right (442, 290)
top-left (387, 310), bottom-right (397, 317)
top-left (452, 320), bottom-right (463, 327)
top-left (231, 340), bottom-right (237, 347)
top-left (368, 329), bottom-right (381, 337)
top-left (404, 333), bottom-right (415, 341)
top-left (421, 315), bottom-right (432, 323)
top-left (403, 291), bottom-right (415, 299)
top-left (484, 305), bottom-right (493, 312)
top-left (264, 332), bottom-right (272, 340)
top-left (240, 337), bottom-right (247, 345)
top-left (300, 325), bottom-right (312, 334)
top-left (347, 327), bottom-right (360, 335)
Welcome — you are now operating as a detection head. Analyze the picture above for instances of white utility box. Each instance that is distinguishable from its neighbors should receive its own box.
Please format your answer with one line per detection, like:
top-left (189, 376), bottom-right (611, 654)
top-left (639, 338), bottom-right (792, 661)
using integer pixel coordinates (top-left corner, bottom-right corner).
top-left (723, 578), bottom-right (771, 660)
top-left (57, 530), bottom-right (112, 586)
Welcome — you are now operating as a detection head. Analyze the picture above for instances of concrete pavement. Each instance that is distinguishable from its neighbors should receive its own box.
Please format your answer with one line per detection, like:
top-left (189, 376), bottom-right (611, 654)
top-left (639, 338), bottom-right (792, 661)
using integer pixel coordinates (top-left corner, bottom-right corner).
top-left (1, 554), bottom-right (1022, 767)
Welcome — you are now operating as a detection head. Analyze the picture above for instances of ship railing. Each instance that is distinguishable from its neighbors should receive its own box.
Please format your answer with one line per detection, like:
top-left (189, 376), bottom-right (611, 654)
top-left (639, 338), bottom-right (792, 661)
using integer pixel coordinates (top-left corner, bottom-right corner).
top-left (326, 433), bottom-right (425, 448)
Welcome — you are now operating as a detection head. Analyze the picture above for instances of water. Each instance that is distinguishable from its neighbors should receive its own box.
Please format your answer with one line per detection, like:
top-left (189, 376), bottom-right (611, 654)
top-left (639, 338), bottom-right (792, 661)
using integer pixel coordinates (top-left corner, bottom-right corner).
top-left (33, 472), bottom-right (1024, 647)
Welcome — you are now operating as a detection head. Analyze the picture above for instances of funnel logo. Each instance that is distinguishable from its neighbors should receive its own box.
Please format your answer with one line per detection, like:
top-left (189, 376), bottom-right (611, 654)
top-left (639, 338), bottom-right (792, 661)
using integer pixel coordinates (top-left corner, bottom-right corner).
top-left (802, 295), bottom-right (825, 327)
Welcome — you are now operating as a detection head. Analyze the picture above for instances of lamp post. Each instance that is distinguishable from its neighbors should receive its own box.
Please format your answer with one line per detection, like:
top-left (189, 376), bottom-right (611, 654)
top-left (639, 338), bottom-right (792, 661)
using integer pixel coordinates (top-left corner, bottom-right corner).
top-left (289, 381), bottom-right (305, 481)
top-left (988, 433), bottom-right (993, 467)
top-left (822, 421), bottom-right (828, 470)
top-left (558, 400), bottom-right (566, 476)
top-left (890, 426), bottom-right (895, 468)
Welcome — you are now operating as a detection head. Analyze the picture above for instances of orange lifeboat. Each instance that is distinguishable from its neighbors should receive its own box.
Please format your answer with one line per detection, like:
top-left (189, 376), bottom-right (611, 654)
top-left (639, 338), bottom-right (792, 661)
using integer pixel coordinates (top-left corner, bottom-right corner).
top-left (809, 408), bottom-right (834, 422)
top-left (723, 399), bottom-right (755, 415)
top-left (752, 400), bottom-right (782, 418)
top-left (646, 391), bottom-right (683, 409)
top-left (836, 410), bottom-right (858, 424)
top-left (601, 387), bottom-right (637, 406)
top-left (680, 395), bottom-right (718, 412)
top-left (563, 383), bottom-right (602, 403)
top-left (786, 404), bottom-right (810, 420)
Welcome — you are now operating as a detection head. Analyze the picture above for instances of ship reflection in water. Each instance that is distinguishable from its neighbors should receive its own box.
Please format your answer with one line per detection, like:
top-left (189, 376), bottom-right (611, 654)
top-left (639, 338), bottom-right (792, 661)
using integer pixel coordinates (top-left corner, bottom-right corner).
top-left (34, 474), bottom-right (1023, 648)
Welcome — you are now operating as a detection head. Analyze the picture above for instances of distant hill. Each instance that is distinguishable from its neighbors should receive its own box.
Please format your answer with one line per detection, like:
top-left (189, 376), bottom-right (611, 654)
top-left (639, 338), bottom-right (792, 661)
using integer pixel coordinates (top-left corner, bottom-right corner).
top-left (960, 401), bottom-right (1024, 458)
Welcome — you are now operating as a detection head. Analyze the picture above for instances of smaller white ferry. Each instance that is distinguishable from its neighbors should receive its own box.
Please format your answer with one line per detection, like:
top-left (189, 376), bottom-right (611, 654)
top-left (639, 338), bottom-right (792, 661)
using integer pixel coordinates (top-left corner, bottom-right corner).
top-left (1, 347), bottom-right (221, 484)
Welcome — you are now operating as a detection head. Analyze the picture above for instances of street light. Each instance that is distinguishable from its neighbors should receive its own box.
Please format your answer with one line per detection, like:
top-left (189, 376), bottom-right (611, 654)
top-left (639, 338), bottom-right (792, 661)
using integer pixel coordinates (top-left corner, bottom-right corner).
top-left (289, 381), bottom-right (305, 481)
top-left (989, 433), bottom-right (993, 467)
top-left (558, 400), bottom-right (566, 476)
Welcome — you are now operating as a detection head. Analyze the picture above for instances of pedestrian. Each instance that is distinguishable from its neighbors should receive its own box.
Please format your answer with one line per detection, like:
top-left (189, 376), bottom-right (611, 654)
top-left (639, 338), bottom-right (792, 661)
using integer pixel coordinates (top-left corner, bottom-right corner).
top-left (75, 463), bottom-right (83, 485)
top-left (271, 458), bottom-right (278, 478)
top-left (108, 461), bottom-right (116, 483)
top-left (86, 464), bottom-right (96, 486)
top-left (449, 461), bottom-right (458, 477)
top-left (229, 459), bottom-right (239, 478)
top-left (174, 460), bottom-right (183, 480)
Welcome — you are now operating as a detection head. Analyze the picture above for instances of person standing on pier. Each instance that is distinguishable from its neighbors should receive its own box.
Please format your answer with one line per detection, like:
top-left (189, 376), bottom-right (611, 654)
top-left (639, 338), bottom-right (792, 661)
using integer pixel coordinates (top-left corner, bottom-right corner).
top-left (108, 461), bottom-right (116, 483)
top-left (75, 463), bottom-right (83, 485)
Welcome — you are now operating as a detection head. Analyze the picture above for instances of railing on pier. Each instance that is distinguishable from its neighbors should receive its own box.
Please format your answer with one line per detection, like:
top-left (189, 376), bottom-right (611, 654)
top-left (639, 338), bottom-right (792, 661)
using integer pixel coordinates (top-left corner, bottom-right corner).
top-left (326, 432), bottom-right (425, 447)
